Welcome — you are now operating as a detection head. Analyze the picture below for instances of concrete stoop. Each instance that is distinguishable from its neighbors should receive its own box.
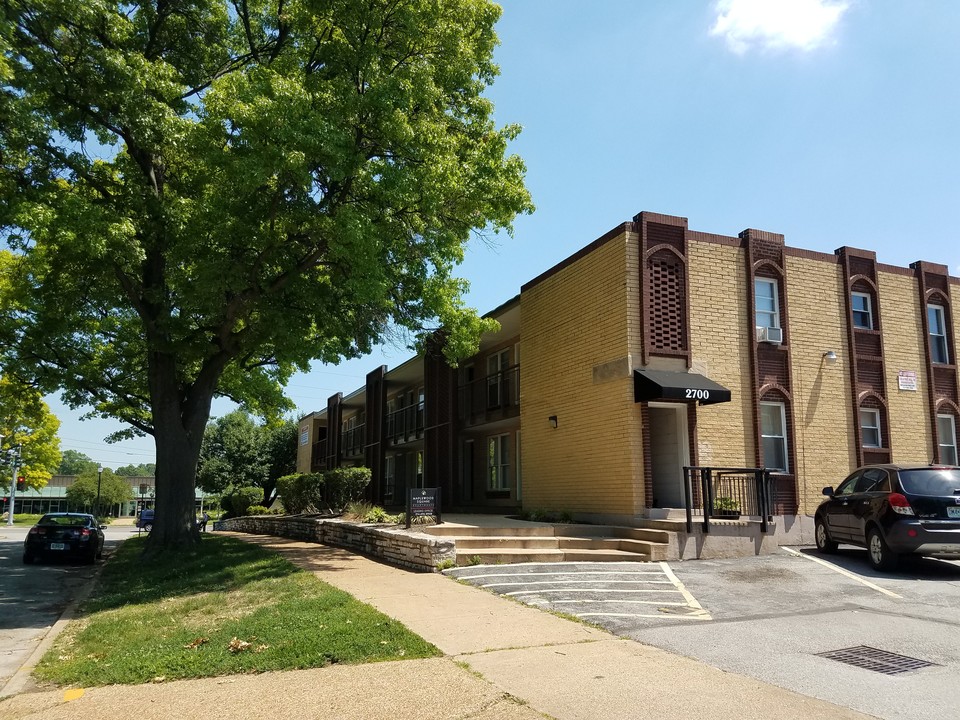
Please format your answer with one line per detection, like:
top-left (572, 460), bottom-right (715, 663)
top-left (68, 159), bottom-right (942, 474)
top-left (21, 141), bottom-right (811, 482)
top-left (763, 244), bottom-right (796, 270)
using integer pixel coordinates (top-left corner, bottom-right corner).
top-left (424, 523), bottom-right (674, 566)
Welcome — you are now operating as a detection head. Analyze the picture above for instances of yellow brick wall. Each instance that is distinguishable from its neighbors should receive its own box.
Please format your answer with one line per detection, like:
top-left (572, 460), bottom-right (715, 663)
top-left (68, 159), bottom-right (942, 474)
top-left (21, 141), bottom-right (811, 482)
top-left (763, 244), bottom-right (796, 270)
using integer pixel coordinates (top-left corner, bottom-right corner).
top-left (880, 272), bottom-right (932, 462)
top-left (295, 416), bottom-right (314, 474)
top-left (784, 256), bottom-right (856, 514)
top-left (519, 229), bottom-right (644, 515)
top-left (687, 242), bottom-right (755, 468)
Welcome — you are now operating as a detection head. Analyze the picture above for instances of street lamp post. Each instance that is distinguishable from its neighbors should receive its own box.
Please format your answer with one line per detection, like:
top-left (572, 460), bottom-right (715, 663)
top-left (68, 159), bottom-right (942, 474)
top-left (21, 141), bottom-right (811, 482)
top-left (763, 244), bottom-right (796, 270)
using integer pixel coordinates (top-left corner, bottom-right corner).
top-left (95, 464), bottom-right (103, 519)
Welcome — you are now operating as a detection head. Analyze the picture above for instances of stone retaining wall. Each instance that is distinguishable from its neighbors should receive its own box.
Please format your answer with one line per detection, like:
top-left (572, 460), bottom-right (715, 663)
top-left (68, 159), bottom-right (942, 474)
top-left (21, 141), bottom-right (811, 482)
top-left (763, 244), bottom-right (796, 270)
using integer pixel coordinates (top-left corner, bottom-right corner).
top-left (220, 515), bottom-right (456, 572)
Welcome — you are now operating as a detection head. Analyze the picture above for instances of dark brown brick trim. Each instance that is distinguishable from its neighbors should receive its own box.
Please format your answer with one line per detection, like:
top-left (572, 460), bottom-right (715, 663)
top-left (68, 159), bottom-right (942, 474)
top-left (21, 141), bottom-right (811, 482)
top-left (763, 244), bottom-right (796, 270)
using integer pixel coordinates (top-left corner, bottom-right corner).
top-left (912, 261), bottom-right (960, 462)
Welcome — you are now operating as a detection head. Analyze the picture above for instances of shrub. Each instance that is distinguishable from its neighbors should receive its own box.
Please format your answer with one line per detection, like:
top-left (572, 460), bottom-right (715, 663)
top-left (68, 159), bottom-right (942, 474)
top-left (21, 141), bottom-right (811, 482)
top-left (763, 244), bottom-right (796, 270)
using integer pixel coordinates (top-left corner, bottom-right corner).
top-left (222, 486), bottom-right (263, 517)
top-left (276, 472), bottom-right (325, 514)
top-left (246, 505), bottom-right (269, 515)
top-left (324, 467), bottom-right (371, 512)
top-left (363, 506), bottom-right (392, 523)
top-left (344, 501), bottom-right (374, 520)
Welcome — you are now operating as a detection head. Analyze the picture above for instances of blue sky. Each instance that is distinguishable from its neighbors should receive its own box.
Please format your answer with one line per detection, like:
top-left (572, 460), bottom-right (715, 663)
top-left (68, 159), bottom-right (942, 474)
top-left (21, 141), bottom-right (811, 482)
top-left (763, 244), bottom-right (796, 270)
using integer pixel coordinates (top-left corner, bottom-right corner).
top-left (50, 0), bottom-right (960, 468)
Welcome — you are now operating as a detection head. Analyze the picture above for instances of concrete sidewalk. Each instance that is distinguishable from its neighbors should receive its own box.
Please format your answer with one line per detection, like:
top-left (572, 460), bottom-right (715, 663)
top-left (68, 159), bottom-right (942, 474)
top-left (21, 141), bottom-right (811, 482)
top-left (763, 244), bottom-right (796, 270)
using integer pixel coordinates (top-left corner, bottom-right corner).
top-left (0, 533), bottom-right (874, 720)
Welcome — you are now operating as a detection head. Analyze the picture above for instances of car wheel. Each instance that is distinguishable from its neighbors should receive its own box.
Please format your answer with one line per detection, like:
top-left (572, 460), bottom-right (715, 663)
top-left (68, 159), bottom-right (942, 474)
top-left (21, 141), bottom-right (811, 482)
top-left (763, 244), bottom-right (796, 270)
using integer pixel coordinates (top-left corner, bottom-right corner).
top-left (144, 523), bottom-right (152, 533)
top-left (867, 527), bottom-right (899, 571)
top-left (815, 518), bottom-right (838, 553)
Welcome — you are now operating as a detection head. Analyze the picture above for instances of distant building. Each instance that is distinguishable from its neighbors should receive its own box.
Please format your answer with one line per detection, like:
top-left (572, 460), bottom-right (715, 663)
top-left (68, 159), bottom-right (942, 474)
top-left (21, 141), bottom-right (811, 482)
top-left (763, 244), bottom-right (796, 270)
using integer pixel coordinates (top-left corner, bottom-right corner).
top-left (4, 475), bottom-right (208, 516)
top-left (296, 211), bottom-right (958, 543)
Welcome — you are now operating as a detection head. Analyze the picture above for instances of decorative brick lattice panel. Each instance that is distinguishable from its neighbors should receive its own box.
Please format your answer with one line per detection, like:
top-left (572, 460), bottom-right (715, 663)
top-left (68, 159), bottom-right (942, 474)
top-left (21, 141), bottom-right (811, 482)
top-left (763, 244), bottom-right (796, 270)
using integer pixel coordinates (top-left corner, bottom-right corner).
top-left (934, 369), bottom-right (958, 401)
top-left (757, 346), bottom-right (789, 388)
top-left (858, 360), bottom-right (885, 396)
top-left (855, 332), bottom-right (882, 358)
top-left (649, 252), bottom-right (687, 351)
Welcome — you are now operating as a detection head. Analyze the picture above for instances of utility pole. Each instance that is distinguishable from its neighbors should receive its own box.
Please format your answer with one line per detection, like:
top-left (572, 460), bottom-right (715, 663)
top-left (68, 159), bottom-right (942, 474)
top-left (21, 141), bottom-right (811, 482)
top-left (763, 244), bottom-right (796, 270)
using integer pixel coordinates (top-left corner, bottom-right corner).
top-left (95, 464), bottom-right (103, 518)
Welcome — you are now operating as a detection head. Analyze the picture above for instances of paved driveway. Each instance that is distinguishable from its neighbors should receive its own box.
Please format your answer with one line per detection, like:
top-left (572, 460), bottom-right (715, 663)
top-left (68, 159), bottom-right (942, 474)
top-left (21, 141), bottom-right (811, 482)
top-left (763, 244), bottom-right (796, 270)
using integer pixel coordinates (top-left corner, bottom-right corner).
top-left (447, 548), bottom-right (960, 720)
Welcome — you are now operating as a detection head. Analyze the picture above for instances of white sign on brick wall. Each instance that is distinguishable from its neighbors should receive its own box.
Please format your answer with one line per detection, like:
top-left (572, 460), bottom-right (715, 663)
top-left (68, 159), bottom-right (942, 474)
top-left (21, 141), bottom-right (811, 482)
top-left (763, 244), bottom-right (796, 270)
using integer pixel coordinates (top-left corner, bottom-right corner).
top-left (898, 370), bottom-right (918, 391)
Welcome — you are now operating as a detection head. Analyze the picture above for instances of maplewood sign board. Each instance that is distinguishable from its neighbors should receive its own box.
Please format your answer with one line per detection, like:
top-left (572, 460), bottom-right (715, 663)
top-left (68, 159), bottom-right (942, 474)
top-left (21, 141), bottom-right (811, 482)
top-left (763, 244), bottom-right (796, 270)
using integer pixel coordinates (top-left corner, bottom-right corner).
top-left (406, 487), bottom-right (441, 528)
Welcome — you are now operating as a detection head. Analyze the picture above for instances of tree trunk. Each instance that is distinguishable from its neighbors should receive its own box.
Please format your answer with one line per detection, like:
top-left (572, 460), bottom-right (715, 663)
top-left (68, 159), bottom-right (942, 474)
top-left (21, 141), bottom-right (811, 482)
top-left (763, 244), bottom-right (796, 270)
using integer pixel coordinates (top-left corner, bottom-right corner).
top-left (143, 351), bottom-right (220, 556)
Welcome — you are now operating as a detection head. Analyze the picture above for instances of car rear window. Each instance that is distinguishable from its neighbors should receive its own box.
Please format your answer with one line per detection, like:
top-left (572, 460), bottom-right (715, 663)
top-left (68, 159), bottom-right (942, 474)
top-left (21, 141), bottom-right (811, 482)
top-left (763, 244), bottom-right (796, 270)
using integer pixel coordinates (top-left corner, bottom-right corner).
top-left (899, 468), bottom-right (960, 496)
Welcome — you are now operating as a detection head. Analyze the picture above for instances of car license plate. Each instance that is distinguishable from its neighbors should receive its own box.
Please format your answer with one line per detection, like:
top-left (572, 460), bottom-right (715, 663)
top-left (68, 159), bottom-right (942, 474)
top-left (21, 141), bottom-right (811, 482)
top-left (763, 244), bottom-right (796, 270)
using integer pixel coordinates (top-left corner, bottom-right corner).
top-left (948, 507), bottom-right (960, 519)
top-left (50, 542), bottom-right (66, 550)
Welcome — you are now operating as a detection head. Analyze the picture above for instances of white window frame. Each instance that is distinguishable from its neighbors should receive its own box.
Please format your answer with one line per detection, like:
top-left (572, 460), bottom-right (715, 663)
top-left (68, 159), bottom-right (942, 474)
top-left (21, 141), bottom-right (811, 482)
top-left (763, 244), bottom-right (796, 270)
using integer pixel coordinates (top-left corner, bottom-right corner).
top-left (859, 408), bottom-right (881, 448)
top-left (487, 433), bottom-right (510, 491)
top-left (929, 304), bottom-right (950, 364)
top-left (938, 414), bottom-right (958, 466)
top-left (851, 292), bottom-right (873, 330)
top-left (755, 278), bottom-right (781, 332)
top-left (759, 401), bottom-right (789, 472)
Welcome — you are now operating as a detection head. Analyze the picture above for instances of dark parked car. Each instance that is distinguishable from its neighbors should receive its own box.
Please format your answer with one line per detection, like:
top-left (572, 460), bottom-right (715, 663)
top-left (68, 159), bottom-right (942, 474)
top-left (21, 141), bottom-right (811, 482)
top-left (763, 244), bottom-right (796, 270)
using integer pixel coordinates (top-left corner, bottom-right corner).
top-left (815, 463), bottom-right (960, 570)
top-left (136, 508), bottom-right (154, 531)
top-left (23, 512), bottom-right (105, 565)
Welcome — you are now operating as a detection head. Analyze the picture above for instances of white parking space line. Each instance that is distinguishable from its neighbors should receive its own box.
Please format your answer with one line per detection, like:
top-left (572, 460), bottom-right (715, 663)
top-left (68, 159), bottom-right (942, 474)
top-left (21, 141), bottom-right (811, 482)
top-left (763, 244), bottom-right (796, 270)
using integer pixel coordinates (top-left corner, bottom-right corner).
top-left (781, 546), bottom-right (903, 598)
top-left (457, 570), bottom-right (664, 581)
top-left (481, 580), bottom-right (673, 588)
top-left (505, 588), bottom-right (679, 596)
top-left (660, 561), bottom-right (710, 618)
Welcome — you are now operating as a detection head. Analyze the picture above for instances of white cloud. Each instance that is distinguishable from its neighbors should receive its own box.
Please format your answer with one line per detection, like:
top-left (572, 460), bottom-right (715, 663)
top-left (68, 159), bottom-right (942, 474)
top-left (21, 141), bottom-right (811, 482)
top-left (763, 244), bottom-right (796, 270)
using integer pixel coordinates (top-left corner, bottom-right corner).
top-left (710, 0), bottom-right (850, 55)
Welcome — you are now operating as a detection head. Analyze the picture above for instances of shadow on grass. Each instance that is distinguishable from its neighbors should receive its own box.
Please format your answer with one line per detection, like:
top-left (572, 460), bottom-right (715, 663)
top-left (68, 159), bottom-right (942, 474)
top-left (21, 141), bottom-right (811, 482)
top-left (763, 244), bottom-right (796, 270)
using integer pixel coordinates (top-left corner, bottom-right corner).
top-left (84, 535), bottom-right (301, 613)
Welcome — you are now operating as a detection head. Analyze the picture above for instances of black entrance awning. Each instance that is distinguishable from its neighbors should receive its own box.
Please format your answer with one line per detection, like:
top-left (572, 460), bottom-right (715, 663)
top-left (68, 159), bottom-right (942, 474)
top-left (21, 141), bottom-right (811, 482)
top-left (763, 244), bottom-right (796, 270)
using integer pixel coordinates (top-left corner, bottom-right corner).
top-left (633, 369), bottom-right (731, 406)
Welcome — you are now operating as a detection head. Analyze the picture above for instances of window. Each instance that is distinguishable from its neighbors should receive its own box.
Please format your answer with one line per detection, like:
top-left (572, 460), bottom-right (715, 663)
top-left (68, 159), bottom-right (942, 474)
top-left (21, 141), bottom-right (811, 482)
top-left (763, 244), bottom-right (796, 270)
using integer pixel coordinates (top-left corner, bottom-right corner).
top-left (938, 414), bottom-right (958, 465)
top-left (859, 408), bottom-right (881, 448)
top-left (487, 349), bottom-right (510, 409)
top-left (755, 278), bottom-right (780, 331)
top-left (384, 455), bottom-right (396, 502)
top-left (852, 292), bottom-right (873, 330)
top-left (759, 401), bottom-right (788, 472)
top-left (929, 304), bottom-right (950, 364)
top-left (487, 434), bottom-right (510, 491)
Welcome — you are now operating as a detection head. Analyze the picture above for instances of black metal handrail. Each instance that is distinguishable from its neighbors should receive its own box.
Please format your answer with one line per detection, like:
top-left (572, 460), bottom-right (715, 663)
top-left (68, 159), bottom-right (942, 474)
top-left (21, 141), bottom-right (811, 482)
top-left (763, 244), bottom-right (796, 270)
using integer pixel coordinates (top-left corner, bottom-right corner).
top-left (682, 466), bottom-right (772, 534)
top-left (458, 364), bottom-right (520, 419)
top-left (342, 424), bottom-right (365, 456)
top-left (386, 404), bottom-right (424, 444)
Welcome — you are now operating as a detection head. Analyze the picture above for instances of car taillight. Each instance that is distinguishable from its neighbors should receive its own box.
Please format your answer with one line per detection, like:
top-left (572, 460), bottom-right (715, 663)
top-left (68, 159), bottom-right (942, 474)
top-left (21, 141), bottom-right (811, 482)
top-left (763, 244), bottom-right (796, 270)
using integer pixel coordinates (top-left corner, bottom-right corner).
top-left (888, 493), bottom-right (915, 516)
top-left (81, 528), bottom-right (91, 537)
top-left (28, 527), bottom-right (45, 536)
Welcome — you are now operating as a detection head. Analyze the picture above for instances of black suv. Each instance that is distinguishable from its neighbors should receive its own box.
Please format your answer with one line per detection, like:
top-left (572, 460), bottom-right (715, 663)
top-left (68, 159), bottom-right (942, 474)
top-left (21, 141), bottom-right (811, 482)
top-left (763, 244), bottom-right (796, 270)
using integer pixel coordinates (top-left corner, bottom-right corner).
top-left (815, 464), bottom-right (960, 570)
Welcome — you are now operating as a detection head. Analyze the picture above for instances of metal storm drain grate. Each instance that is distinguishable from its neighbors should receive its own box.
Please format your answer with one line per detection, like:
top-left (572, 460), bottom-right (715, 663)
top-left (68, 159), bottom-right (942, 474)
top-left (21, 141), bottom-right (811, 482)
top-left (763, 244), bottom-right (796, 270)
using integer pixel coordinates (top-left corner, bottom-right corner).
top-left (816, 646), bottom-right (941, 676)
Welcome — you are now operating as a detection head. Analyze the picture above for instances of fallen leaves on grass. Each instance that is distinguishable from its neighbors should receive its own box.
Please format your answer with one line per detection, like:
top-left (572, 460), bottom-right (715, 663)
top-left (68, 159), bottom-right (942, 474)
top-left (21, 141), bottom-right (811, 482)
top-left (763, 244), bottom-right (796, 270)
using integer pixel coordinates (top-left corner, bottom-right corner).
top-left (184, 637), bottom-right (209, 650)
top-left (228, 637), bottom-right (251, 653)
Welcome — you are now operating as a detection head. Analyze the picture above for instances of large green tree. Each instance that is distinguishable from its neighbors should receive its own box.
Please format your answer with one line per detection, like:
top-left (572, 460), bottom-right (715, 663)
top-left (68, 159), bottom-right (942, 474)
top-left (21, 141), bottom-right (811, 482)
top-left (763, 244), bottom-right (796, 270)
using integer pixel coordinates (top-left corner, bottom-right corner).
top-left (0, 0), bottom-right (531, 552)
top-left (197, 410), bottom-right (295, 505)
top-left (0, 376), bottom-right (61, 490)
top-left (65, 466), bottom-right (134, 514)
top-left (58, 450), bottom-right (97, 476)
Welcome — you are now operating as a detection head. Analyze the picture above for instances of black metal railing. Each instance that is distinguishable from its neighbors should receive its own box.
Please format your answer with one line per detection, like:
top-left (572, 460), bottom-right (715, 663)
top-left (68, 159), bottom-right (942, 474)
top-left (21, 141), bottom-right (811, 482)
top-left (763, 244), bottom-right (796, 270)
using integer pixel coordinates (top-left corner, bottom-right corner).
top-left (682, 466), bottom-right (772, 534)
top-left (458, 364), bottom-right (520, 419)
top-left (310, 439), bottom-right (328, 472)
top-left (386, 404), bottom-right (424, 445)
top-left (342, 424), bottom-right (365, 457)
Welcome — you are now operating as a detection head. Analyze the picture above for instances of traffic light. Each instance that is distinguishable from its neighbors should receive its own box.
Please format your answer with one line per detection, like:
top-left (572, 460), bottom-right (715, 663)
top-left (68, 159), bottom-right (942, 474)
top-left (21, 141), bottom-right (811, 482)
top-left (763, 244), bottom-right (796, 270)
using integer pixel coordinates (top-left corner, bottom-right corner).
top-left (16, 476), bottom-right (25, 491)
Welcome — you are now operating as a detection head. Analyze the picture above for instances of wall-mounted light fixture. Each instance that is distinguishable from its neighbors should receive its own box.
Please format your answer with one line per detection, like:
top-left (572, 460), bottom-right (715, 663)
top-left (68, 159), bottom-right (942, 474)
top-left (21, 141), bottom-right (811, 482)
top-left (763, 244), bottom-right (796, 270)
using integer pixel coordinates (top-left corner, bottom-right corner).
top-left (822, 350), bottom-right (838, 365)
top-left (548, 415), bottom-right (558, 429)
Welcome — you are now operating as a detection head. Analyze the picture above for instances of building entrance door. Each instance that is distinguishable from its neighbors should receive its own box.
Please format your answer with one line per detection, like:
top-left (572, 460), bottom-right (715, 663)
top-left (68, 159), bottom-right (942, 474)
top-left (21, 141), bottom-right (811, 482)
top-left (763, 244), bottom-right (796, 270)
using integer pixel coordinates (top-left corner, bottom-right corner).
top-left (649, 403), bottom-right (690, 508)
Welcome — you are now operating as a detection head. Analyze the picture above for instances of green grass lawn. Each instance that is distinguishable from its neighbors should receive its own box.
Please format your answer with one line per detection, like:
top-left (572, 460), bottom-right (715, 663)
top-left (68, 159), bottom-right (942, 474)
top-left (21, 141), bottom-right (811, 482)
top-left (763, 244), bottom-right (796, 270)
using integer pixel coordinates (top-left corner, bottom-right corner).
top-left (35, 535), bottom-right (440, 686)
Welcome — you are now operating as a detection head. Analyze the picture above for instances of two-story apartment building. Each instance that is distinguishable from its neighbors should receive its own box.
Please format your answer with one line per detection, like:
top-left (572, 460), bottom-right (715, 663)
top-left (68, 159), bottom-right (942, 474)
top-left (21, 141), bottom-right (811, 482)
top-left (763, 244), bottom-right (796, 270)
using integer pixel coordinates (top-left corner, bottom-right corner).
top-left (297, 211), bottom-right (959, 538)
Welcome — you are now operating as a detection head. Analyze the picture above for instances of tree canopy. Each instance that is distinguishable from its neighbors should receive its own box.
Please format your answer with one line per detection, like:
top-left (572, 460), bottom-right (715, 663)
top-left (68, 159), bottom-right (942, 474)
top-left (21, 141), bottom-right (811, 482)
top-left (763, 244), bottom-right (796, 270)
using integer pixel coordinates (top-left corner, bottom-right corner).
top-left (58, 450), bottom-right (97, 476)
top-left (197, 410), bottom-right (296, 506)
top-left (0, 0), bottom-right (531, 551)
top-left (115, 463), bottom-right (156, 476)
top-left (65, 466), bottom-right (134, 514)
top-left (0, 375), bottom-right (61, 490)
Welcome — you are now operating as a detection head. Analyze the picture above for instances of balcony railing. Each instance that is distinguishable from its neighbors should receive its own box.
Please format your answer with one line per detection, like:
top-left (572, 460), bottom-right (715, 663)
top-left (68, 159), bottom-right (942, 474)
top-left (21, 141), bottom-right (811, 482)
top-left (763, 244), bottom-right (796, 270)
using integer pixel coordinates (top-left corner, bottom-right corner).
top-left (386, 404), bottom-right (424, 445)
top-left (682, 466), bottom-right (773, 534)
top-left (459, 365), bottom-right (520, 421)
top-left (310, 439), bottom-right (328, 472)
top-left (342, 424), bottom-right (365, 457)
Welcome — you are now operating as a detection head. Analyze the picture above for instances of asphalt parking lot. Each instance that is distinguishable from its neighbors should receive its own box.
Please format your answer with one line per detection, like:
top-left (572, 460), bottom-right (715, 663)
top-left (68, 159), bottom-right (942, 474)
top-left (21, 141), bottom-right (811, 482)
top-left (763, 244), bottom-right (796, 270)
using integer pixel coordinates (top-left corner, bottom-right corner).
top-left (447, 547), bottom-right (960, 720)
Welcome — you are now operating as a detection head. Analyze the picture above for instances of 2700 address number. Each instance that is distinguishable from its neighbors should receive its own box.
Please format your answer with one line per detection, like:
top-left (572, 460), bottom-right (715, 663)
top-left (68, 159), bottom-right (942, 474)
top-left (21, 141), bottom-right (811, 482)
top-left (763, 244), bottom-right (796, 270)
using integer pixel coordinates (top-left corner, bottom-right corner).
top-left (685, 389), bottom-right (711, 400)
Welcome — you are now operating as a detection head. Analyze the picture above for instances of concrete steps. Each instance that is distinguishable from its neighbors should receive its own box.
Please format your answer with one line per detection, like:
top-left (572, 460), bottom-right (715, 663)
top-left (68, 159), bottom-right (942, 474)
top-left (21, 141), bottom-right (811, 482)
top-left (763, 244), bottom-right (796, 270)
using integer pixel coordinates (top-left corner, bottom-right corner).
top-left (424, 523), bottom-right (675, 566)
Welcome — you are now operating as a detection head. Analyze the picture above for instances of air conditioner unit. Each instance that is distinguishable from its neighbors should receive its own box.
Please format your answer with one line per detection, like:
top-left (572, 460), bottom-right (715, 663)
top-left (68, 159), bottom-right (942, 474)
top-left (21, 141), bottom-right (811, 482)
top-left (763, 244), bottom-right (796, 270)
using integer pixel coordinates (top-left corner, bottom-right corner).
top-left (756, 326), bottom-right (783, 344)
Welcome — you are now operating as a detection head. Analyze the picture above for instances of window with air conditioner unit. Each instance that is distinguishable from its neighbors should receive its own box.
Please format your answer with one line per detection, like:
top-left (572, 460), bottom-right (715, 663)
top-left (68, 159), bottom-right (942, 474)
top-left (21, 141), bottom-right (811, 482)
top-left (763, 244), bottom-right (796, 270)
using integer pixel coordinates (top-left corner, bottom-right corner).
top-left (755, 278), bottom-right (783, 344)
